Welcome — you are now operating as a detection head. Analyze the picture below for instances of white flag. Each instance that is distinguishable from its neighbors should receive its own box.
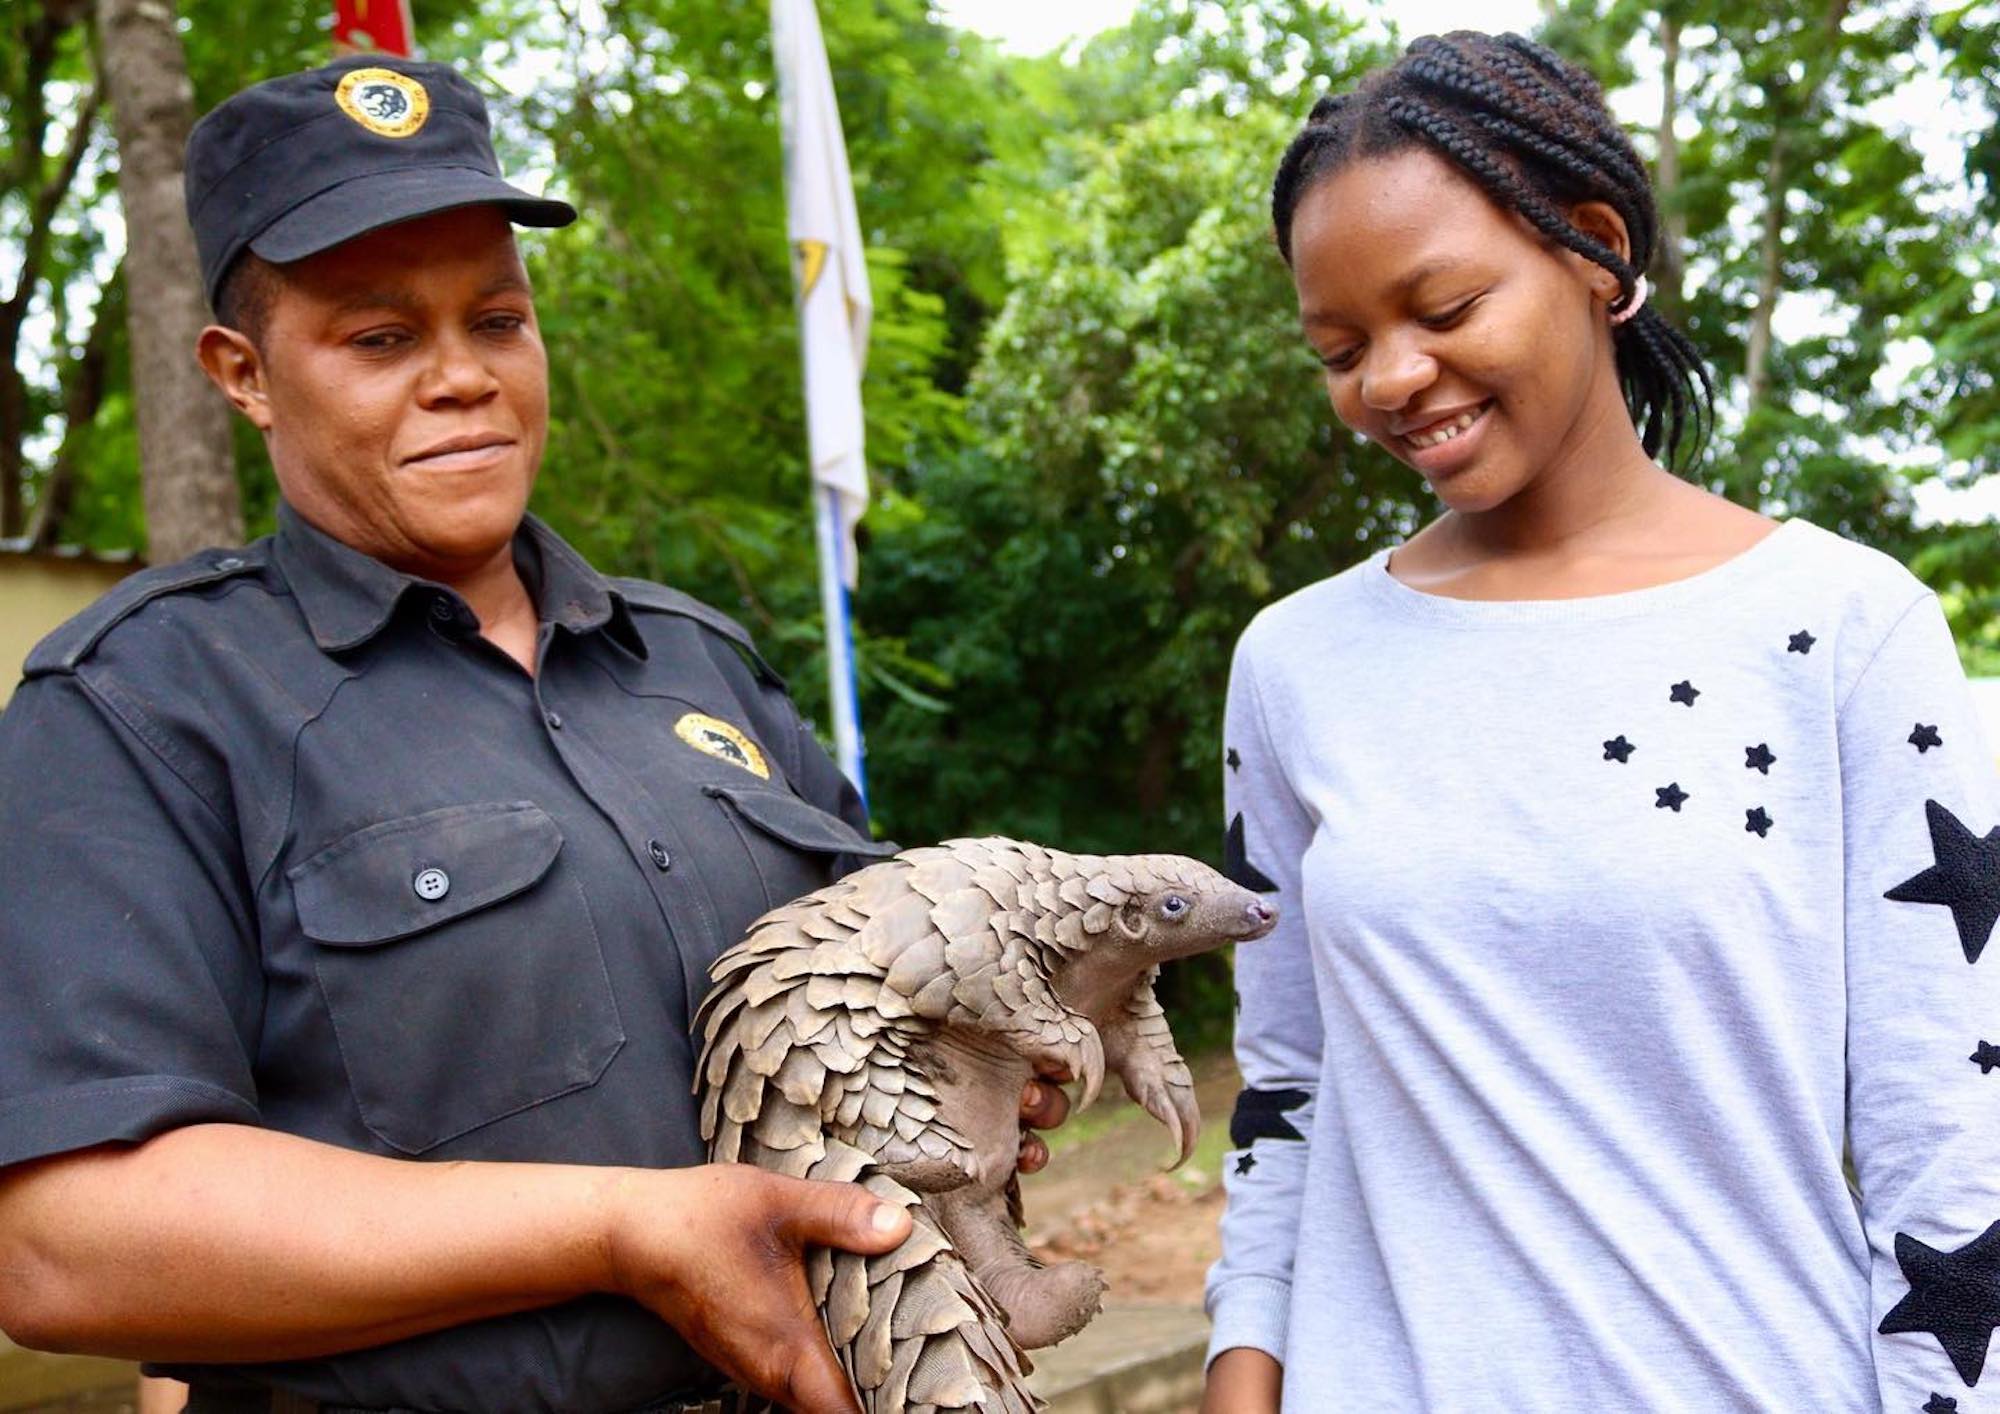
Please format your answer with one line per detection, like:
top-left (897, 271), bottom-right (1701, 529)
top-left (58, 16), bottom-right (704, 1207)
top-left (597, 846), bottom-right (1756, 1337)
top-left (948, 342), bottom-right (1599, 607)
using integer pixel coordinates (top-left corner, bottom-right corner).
top-left (773, 0), bottom-right (871, 587)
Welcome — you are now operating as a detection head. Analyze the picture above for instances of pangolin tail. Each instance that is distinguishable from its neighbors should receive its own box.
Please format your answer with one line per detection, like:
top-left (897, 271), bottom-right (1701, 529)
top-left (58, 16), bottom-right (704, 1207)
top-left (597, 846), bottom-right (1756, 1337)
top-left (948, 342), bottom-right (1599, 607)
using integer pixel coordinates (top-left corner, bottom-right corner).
top-left (738, 1136), bottom-right (1039, 1414)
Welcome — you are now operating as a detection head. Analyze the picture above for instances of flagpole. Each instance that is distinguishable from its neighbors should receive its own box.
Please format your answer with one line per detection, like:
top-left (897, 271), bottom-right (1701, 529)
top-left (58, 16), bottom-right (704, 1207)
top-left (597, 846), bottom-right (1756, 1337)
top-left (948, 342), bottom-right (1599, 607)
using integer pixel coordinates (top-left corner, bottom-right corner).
top-left (774, 0), bottom-right (871, 809)
top-left (814, 483), bottom-right (867, 808)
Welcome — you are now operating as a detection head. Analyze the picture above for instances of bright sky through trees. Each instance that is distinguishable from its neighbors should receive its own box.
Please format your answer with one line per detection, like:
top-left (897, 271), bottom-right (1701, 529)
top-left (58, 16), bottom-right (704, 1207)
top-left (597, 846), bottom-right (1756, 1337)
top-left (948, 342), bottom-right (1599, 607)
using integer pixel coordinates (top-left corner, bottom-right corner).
top-left (934, 0), bottom-right (1545, 53)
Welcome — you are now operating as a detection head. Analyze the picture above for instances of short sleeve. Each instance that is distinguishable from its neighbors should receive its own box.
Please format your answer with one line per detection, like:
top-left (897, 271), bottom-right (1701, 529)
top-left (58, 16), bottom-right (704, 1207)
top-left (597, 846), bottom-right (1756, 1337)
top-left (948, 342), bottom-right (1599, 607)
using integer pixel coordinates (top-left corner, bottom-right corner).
top-left (0, 672), bottom-right (262, 1169)
top-left (1838, 594), bottom-right (2000, 1404)
top-left (1204, 627), bottom-right (1323, 1368)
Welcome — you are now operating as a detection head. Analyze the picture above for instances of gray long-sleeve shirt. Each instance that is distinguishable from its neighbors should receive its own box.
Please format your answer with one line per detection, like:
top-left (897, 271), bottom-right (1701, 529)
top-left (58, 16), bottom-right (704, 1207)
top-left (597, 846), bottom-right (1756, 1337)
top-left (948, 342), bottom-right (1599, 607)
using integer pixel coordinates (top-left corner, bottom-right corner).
top-left (1205, 518), bottom-right (2000, 1411)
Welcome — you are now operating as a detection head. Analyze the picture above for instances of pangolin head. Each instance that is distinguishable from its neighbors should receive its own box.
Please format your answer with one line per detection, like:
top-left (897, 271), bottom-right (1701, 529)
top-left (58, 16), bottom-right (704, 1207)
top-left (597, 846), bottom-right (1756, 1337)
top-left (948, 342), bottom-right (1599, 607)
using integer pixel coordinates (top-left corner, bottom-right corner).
top-left (1099, 854), bottom-right (1277, 961)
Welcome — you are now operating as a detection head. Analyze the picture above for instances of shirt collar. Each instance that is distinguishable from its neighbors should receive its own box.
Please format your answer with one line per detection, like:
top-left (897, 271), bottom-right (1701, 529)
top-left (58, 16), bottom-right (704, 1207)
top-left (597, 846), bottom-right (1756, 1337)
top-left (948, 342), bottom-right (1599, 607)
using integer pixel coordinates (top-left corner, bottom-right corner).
top-left (273, 502), bottom-right (637, 654)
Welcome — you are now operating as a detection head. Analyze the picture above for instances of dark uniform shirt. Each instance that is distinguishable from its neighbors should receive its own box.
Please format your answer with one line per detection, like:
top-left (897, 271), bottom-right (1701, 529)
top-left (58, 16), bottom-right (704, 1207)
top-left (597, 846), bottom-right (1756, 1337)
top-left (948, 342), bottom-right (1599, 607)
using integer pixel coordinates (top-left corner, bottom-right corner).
top-left (0, 503), bottom-right (891, 1412)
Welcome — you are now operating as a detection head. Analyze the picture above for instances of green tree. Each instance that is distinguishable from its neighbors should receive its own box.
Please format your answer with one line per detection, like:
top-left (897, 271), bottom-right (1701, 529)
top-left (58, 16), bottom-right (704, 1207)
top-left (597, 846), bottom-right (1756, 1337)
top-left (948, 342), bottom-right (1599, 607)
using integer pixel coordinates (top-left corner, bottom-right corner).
top-left (870, 105), bottom-right (1348, 849)
top-left (444, 0), bottom-right (1031, 735)
top-left (2, 0), bottom-right (106, 543)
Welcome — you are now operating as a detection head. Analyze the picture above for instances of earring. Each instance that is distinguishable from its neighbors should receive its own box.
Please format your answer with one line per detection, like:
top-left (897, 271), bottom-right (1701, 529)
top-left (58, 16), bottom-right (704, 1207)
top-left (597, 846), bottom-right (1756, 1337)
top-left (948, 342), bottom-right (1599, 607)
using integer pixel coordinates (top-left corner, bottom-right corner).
top-left (1610, 274), bottom-right (1649, 326)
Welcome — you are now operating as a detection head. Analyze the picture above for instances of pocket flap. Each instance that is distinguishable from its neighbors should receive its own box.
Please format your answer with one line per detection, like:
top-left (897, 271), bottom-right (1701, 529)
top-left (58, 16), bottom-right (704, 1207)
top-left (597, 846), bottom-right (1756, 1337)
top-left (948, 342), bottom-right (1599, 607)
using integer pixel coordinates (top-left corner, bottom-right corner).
top-left (289, 801), bottom-right (563, 946)
top-left (706, 784), bottom-right (897, 857)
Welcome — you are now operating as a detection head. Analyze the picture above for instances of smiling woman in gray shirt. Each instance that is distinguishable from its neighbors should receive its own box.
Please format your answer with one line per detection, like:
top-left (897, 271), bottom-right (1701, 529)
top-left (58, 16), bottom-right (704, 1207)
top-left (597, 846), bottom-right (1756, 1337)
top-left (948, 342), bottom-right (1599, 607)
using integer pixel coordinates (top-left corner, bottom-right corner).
top-left (1203, 31), bottom-right (2000, 1414)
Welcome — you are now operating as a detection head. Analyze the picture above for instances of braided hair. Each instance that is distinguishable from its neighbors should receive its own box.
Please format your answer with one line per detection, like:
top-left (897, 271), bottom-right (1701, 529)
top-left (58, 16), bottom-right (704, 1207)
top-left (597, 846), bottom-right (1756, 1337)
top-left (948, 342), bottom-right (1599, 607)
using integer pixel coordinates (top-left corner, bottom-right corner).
top-left (1272, 31), bottom-right (1711, 469)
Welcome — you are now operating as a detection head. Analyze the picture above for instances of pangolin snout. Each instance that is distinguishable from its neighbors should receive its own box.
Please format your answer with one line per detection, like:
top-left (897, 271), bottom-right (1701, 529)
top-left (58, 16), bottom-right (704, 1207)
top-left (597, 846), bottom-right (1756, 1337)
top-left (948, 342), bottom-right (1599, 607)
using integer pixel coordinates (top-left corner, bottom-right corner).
top-left (1240, 897), bottom-right (1278, 940)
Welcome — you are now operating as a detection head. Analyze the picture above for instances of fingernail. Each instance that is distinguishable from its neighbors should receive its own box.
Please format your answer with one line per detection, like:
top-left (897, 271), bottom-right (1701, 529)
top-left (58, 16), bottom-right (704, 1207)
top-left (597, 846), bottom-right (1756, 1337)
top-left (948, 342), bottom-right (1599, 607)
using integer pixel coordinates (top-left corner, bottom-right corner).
top-left (870, 1203), bottom-right (903, 1234)
top-left (1023, 1081), bottom-right (1042, 1107)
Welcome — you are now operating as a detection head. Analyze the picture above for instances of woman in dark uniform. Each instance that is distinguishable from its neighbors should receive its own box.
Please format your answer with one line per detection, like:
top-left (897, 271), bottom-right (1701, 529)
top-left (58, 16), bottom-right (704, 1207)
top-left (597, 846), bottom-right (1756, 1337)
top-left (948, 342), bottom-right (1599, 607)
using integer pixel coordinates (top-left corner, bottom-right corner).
top-left (0, 56), bottom-right (1067, 1414)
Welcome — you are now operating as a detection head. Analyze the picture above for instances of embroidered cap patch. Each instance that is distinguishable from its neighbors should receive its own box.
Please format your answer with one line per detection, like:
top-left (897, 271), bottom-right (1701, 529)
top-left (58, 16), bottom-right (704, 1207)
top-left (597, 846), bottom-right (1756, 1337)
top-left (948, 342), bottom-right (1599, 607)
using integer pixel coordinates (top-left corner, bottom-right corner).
top-left (335, 68), bottom-right (430, 139)
top-left (675, 712), bottom-right (769, 779)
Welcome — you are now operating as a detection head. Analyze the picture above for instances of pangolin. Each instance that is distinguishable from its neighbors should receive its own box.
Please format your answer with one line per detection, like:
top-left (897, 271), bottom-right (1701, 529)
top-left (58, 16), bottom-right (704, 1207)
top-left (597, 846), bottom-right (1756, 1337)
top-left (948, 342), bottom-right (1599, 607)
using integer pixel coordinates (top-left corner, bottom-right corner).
top-left (693, 836), bottom-right (1277, 1412)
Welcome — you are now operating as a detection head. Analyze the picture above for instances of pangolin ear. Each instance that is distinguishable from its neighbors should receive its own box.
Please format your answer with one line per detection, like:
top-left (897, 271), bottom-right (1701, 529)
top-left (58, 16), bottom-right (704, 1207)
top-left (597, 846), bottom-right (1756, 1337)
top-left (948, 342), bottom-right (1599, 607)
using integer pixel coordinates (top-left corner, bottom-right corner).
top-left (1115, 901), bottom-right (1147, 941)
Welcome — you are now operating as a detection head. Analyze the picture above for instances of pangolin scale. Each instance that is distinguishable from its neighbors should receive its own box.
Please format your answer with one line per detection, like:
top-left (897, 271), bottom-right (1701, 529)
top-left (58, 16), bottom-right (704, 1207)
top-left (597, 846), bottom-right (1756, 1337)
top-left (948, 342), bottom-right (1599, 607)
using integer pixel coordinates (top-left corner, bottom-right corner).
top-left (694, 835), bottom-right (1277, 1412)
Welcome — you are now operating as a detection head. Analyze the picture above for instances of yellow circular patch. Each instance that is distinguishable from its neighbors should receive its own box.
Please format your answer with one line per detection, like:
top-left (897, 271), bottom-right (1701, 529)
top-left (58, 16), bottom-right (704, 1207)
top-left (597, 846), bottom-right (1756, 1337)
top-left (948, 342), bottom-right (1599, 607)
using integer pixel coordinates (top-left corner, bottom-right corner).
top-left (334, 68), bottom-right (430, 139)
top-left (675, 713), bottom-right (769, 780)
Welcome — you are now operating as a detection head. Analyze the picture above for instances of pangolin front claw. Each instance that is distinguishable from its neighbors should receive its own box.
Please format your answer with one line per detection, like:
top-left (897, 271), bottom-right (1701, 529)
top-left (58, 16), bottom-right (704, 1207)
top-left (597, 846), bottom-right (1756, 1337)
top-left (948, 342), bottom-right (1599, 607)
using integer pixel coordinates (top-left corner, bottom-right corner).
top-left (1020, 1023), bottom-right (1106, 1114)
top-left (1123, 1067), bottom-right (1200, 1168)
top-left (1166, 1083), bottom-right (1200, 1169)
top-left (1075, 1027), bottom-right (1105, 1111)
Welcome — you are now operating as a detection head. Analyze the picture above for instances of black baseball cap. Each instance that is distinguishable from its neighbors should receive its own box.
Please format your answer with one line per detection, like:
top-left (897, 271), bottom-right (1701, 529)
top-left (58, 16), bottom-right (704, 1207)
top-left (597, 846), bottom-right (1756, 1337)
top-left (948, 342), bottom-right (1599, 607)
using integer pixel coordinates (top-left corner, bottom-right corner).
top-left (185, 54), bottom-right (575, 309)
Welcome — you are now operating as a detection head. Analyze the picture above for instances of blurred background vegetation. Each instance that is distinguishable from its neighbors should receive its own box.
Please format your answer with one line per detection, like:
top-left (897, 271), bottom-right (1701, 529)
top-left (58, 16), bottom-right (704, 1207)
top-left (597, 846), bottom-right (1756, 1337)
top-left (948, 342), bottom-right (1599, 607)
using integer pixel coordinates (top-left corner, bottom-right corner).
top-left (4, 0), bottom-right (1997, 1042)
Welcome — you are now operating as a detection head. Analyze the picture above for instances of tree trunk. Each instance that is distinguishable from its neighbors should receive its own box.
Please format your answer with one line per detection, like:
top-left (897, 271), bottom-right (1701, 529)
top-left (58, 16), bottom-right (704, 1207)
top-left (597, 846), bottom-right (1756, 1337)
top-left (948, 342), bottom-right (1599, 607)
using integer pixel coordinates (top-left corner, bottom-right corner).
top-left (96, 0), bottom-right (241, 563)
top-left (1652, 11), bottom-right (1687, 326)
top-left (1, 0), bottom-right (95, 538)
top-left (1742, 0), bottom-right (1853, 413)
top-left (1743, 116), bottom-right (1785, 411)
top-left (1134, 712), bottom-right (1184, 819)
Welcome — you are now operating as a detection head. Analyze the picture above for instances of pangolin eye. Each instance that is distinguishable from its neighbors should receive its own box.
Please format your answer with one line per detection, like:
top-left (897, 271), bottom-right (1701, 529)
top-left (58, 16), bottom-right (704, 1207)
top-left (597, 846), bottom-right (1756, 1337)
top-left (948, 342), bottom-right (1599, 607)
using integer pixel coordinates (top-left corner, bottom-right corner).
top-left (1160, 895), bottom-right (1188, 917)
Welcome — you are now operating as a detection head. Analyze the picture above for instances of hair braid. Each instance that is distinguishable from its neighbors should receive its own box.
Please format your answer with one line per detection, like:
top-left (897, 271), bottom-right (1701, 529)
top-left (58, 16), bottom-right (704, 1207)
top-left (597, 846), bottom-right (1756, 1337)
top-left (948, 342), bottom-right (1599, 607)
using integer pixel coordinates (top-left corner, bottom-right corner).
top-left (1381, 94), bottom-right (1638, 285)
top-left (1271, 29), bottom-right (1712, 467)
top-left (1619, 307), bottom-right (1714, 464)
top-left (1399, 38), bottom-right (1656, 300)
top-left (1484, 48), bottom-right (1652, 195)
top-left (1453, 105), bottom-right (1651, 271)
top-left (1497, 31), bottom-right (1598, 104)
top-left (1404, 48), bottom-right (1654, 241)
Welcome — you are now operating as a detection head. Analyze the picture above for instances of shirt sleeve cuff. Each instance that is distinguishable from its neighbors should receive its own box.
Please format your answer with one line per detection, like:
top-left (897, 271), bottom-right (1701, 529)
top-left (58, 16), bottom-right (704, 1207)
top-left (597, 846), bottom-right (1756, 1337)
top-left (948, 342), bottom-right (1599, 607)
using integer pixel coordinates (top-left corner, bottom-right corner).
top-left (0, 1074), bottom-right (260, 1169)
top-left (1205, 1274), bottom-right (1291, 1369)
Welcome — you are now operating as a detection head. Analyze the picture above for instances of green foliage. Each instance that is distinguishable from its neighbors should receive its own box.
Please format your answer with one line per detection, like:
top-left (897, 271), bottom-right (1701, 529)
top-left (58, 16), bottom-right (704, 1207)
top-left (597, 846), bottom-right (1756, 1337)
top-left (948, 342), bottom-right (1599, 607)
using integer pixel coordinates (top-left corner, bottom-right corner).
top-left (446, 0), bottom-right (995, 695)
top-left (863, 98), bottom-right (1403, 859)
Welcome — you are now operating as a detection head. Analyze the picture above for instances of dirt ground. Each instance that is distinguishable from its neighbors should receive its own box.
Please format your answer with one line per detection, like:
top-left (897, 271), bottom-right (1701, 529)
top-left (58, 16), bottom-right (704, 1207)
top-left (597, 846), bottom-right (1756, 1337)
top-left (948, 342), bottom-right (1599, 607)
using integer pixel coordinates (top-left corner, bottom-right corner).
top-left (1020, 1049), bottom-right (1240, 1307)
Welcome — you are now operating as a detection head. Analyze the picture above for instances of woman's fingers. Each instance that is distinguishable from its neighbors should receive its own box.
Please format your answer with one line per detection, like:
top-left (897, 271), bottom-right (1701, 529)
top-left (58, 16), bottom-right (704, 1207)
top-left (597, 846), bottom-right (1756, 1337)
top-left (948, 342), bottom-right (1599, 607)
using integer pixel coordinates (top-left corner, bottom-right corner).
top-left (607, 1166), bottom-right (904, 1413)
top-left (1020, 1078), bottom-right (1071, 1130)
top-left (1018, 1078), bottom-right (1070, 1174)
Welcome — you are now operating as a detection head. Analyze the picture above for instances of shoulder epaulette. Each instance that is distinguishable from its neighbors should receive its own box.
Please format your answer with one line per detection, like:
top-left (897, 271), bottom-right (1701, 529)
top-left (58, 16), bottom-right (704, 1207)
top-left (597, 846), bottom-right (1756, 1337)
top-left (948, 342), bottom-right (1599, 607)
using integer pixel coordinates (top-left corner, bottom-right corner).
top-left (22, 546), bottom-right (266, 678)
top-left (610, 577), bottom-right (785, 688)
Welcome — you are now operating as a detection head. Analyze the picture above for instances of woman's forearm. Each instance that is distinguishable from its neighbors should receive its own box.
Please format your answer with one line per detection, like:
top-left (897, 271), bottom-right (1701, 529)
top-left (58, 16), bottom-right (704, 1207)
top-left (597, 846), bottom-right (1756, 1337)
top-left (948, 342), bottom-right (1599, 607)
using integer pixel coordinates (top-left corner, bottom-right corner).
top-left (0, 1122), bottom-right (627, 1361)
top-left (1203, 1345), bottom-right (1283, 1413)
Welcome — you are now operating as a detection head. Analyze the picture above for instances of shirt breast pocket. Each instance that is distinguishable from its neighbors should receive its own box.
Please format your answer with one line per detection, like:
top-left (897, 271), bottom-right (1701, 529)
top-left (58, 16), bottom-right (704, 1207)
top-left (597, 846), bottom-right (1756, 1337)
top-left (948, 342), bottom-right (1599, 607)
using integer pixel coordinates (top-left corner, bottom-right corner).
top-left (288, 800), bottom-right (625, 1155)
top-left (704, 783), bottom-right (897, 921)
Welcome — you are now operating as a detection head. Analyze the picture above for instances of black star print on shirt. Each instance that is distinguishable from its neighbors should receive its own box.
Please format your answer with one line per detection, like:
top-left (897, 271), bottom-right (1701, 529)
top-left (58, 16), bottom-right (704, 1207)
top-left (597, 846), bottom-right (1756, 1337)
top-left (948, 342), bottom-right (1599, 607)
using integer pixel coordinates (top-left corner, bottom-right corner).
top-left (1603, 735), bottom-right (1635, 763)
top-left (1912, 723), bottom-right (1945, 753)
top-left (1745, 743), bottom-right (1776, 774)
top-left (1973, 1041), bottom-right (2000, 1075)
top-left (1656, 783), bottom-right (1689, 812)
top-left (1925, 1394), bottom-right (1959, 1413)
top-left (1884, 800), bottom-right (2000, 964)
top-left (1878, 1220), bottom-right (2000, 1386)
top-left (1235, 1152), bottom-right (1257, 1176)
top-left (1746, 807), bottom-right (1773, 837)
top-left (1789, 630), bottom-right (1816, 654)
top-left (1224, 813), bottom-right (1278, 893)
top-left (1229, 1088), bottom-right (1308, 1147)
top-left (1225, 747), bottom-right (1241, 772)
top-left (1670, 680), bottom-right (1700, 707)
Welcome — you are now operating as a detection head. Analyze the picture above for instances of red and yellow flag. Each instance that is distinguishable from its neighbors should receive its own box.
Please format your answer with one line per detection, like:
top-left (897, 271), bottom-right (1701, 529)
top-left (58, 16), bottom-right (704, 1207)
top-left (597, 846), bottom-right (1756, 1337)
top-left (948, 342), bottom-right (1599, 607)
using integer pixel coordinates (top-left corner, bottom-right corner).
top-left (333, 0), bottom-right (415, 57)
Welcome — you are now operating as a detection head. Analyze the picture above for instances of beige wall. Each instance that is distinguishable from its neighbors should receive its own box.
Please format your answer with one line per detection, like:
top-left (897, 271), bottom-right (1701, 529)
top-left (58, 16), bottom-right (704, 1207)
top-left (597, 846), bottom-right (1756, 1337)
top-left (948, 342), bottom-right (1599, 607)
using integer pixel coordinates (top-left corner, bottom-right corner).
top-left (0, 1334), bottom-right (137, 1410)
top-left (0, 553), bottom-right (135, 708)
